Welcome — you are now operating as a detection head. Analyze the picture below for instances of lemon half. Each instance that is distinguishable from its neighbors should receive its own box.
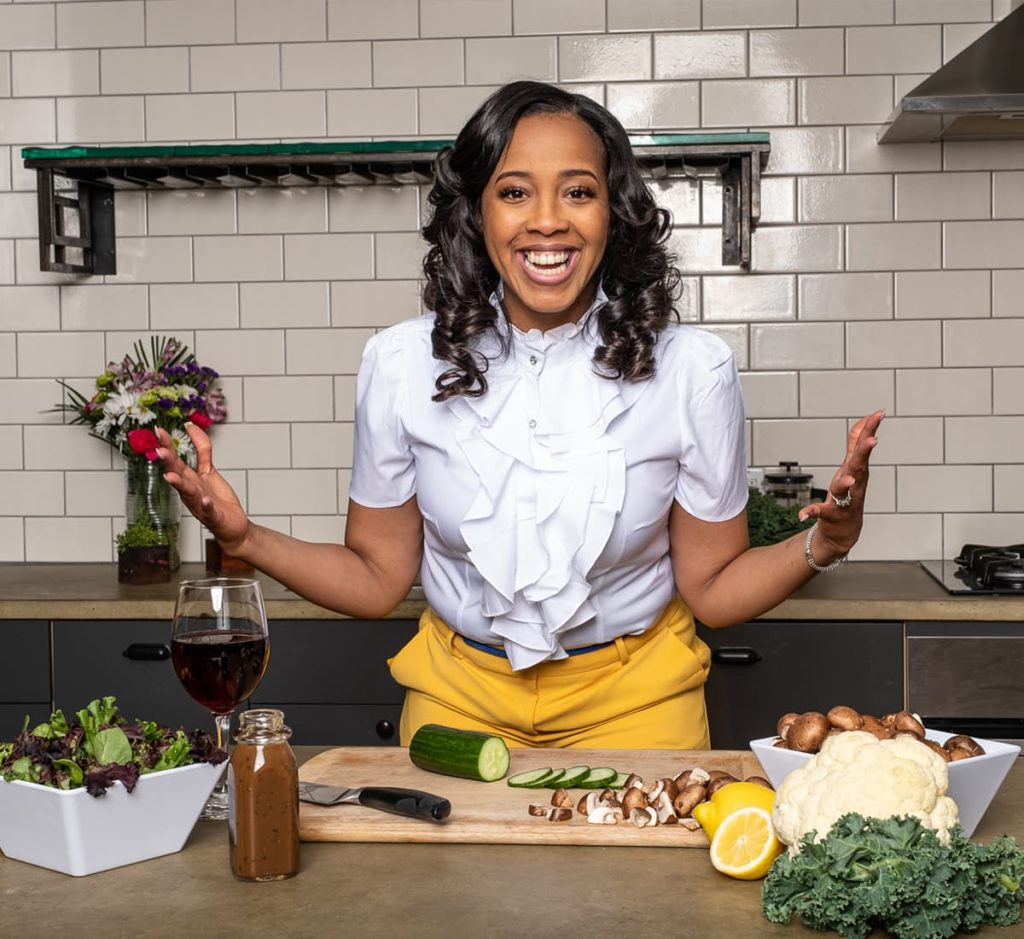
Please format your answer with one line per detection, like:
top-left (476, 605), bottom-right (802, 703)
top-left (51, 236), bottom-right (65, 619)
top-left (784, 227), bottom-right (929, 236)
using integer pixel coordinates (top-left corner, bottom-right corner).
top-left (708, 805), bottom-right (783, 880)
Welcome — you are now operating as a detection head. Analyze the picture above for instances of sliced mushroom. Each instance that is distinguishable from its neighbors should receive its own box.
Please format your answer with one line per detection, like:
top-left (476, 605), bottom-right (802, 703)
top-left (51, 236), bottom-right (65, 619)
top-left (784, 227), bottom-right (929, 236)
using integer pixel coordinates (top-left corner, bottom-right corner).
top-left (687, 767), bottom-right (711, 786)
top-left (551, 788), bottom-right (574, 809)
top-left (672, 783), bottom-right (707, 818)
top-left (644, 779), bottom-right (666, 802)
top-left (621, 787), bottom-right (648, 816)
top-left (678, 817), bottom-right (702, 831)
top-left (587, 805), bottom-right (619, 825)
top-left (547, 807), bottom-right (573, 822)
top-left (624, 773), bottom-right (644, 790)
top-left (629, 806), bottom-right (658, 829)
top-left (653, 791), bottom-right (677, 825)
top-left (660, 777), bottom-right (680, 801)
top-left (528, 803), bottom-right (550, 817)
top-left (673, 769), bottom-right (692, 788)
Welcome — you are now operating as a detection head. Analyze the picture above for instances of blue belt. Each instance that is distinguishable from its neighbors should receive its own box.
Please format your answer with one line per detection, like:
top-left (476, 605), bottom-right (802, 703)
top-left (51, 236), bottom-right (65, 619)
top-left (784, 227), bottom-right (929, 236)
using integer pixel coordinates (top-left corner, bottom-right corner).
top-left (461, 636), bottom-right (614, 658)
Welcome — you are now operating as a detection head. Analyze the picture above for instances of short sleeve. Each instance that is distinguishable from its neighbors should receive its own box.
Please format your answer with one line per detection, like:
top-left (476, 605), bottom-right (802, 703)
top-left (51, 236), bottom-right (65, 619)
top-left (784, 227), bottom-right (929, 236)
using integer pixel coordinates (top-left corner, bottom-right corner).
top-left (348, 328), bottom-right (417, 508)
top-left (674, 333), bottom-right (748, 522)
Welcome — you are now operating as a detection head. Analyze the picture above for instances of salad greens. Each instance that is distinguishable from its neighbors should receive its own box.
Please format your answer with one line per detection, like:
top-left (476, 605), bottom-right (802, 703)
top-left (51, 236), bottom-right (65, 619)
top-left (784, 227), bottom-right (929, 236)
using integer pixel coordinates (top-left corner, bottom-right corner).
top-left (0, 696), bottom-right (225, 797)
top-left (762, 813), bottom-right (1024, 939)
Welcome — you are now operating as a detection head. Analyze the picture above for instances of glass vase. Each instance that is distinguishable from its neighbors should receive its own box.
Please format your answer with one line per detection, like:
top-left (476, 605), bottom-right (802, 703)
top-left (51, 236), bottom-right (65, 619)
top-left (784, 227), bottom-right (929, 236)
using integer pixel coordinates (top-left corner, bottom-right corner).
top-left (124, 458), bottom-right (181, 571)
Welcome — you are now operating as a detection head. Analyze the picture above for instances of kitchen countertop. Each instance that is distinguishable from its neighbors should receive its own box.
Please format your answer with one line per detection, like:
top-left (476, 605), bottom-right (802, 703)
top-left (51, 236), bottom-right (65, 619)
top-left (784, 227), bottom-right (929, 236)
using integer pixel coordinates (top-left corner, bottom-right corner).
top-left (0, 560), bottom-right (1021, 621)
top-left (4, 747), bottom-right (1024, 937)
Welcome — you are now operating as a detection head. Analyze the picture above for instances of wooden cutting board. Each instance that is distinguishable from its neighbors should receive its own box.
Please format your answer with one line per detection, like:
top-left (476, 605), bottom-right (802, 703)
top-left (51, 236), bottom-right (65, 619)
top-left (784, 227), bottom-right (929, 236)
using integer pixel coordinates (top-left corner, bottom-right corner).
top-left (299, 747), bottom-right (768, 847)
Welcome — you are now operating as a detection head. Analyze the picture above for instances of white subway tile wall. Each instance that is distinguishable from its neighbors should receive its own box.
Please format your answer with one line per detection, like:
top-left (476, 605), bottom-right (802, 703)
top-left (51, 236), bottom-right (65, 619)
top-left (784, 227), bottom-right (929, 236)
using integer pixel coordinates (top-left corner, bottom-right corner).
top-left (1, 0), bottom-right (1021, 562)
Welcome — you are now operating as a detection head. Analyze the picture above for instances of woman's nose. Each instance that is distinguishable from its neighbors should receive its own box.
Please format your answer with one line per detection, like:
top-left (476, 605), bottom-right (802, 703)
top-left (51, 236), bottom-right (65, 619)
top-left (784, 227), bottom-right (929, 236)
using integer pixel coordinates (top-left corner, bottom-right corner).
top-left (526, 192), bottom-right (568, 233)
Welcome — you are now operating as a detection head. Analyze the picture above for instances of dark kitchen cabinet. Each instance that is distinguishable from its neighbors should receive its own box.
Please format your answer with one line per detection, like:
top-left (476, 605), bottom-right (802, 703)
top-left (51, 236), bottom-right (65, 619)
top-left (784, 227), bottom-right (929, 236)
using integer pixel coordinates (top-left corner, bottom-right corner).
top-left (0, 620), bottom-right (51, 730)
top-left (51, 619), bottom-right (418, 746)
top-left (53, 620), bottom-right (213, 732)
top-left (697, 620), bottom-right (904, 750)
top-left (249, 619), bottom-right (417, 745)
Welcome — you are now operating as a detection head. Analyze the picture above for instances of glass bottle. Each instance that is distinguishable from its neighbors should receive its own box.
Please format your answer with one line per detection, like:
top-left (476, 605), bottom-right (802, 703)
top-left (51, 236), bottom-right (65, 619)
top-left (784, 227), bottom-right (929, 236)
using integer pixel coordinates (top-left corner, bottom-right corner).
top-left (228, 708), bottom-right (300, 881)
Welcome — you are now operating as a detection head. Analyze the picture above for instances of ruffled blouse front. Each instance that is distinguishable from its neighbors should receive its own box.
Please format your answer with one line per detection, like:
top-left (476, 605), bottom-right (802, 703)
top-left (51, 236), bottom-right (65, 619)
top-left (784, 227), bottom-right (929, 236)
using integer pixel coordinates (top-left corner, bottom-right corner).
top-left (349, 288), bottom-right (748, 671)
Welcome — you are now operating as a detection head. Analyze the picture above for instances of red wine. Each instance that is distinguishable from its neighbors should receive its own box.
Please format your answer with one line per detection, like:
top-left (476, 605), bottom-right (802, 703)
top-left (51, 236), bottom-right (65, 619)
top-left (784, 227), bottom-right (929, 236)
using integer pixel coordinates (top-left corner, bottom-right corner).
top-left (171, 629), bottom-right (268, 715)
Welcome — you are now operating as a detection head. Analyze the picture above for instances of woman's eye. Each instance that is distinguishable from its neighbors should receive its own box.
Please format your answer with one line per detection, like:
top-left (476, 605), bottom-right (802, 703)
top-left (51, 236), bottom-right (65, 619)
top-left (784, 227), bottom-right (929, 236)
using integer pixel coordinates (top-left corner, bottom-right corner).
top-left (498, 185), bottom-right (527, 200)
top-left (567, 186), bottom-right (596, 200)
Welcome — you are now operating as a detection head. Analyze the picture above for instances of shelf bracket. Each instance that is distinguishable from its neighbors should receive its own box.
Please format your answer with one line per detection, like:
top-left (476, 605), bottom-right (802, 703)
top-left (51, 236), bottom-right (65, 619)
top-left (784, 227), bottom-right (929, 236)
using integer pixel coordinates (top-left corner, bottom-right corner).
top-left (35, 168), bottom-right (116, 275)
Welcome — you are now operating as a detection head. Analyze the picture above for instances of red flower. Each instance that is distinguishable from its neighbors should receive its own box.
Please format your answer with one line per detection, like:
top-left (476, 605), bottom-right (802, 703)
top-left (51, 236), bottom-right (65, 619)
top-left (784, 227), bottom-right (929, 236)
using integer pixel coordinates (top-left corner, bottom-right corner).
top-left (127, 428), bottom-right (161, 461)
top-left (188, 410), bottom-right (214, 430)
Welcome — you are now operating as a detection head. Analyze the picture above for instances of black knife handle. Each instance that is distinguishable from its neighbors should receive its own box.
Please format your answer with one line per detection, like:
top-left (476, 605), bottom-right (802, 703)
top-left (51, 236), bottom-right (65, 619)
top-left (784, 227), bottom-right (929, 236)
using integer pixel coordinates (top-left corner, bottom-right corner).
top-left (357, 786), bottom-right (452, 822)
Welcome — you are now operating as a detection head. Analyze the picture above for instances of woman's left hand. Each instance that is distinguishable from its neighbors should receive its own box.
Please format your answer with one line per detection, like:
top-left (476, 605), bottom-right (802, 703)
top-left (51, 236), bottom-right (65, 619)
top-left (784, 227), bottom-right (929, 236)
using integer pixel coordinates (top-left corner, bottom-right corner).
top-left (798, 408), bottom-right (885, 557)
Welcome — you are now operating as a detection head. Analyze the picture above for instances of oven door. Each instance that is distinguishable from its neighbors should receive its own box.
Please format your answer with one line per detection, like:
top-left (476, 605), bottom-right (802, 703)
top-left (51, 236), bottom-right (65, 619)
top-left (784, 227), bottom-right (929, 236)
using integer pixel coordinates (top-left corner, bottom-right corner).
top-left (907, 622), bottom-right (1024, 747)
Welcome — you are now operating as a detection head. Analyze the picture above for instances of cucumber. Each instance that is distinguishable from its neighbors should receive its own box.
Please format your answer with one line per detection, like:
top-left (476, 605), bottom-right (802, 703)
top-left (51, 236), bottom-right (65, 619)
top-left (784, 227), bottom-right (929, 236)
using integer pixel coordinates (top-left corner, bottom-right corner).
top-left (507, 767), bottom-right (555, 788)
top-left (607, 772), bottom-right (629, 790)
top-left (408, 724), bottom-right (510, 782)
top-left (577, 767), bottom-right (618, 789)
top-left (549, 765), bottom-right (591, 788)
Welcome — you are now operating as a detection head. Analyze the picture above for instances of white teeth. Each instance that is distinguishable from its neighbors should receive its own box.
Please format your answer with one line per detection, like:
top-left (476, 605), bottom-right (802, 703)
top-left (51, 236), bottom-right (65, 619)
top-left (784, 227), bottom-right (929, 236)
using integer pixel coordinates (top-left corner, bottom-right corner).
top-left (523, 250), bottom-right (572, 275)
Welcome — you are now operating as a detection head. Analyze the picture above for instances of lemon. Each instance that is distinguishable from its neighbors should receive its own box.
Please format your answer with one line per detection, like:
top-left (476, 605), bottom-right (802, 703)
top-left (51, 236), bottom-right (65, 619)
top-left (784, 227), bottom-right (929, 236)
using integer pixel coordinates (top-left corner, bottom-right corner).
top-left (708, 806), bottom-right (784, 880)
top-left (691, 781), bottom-right (776, 841)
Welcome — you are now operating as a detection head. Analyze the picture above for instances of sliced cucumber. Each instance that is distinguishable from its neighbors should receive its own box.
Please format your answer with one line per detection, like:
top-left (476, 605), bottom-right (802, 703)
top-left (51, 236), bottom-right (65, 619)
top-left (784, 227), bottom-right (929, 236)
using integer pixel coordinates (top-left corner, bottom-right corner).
top-left (549, 765), bottom-right (591, 788)
top-left (408, 723), bottom-right (510, 782)
top-left (577, 767), bottom-right (619, 789)
top-left (507, 767), bottom-right (555, 788)
top-left (536, 768), bottom-right (566, 788)
top-left (606, 772), bottom-right (630, 790)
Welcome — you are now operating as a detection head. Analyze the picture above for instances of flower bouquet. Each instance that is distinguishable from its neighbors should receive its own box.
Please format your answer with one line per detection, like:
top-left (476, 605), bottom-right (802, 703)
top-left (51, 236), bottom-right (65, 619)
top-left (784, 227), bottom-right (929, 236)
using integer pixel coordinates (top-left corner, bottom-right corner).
top-left (56, 336), bottom-right (227, 570)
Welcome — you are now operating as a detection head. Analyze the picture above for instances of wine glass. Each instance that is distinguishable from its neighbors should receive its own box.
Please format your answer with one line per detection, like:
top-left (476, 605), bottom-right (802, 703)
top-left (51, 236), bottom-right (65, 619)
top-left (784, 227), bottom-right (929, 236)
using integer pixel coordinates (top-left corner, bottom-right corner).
top-left (171, 577), bottom-right (270, 820)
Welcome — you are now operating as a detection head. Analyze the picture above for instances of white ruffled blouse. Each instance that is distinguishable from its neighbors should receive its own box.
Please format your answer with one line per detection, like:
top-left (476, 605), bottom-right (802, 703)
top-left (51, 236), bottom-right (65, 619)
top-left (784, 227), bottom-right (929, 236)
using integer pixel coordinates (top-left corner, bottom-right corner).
top-left (349, 288), bottom-right (748, 671)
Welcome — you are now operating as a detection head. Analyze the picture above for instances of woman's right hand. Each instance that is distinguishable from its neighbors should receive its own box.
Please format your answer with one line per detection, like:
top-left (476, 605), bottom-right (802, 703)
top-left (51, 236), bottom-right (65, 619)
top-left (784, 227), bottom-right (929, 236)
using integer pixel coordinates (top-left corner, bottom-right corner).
top-left (155, 423), bottom-right (251, 554)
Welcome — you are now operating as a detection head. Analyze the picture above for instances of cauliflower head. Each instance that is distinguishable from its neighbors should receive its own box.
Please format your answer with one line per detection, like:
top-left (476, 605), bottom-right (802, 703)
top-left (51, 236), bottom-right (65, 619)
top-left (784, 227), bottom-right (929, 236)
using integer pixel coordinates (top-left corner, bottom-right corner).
top-left (772, 730), bottom-right (959, 853)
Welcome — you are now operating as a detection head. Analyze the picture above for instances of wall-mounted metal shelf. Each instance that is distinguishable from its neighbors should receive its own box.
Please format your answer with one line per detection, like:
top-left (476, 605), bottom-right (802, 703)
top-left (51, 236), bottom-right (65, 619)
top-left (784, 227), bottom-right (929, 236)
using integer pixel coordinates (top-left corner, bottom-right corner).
top-left (22, 134), bottom-right (770, 275)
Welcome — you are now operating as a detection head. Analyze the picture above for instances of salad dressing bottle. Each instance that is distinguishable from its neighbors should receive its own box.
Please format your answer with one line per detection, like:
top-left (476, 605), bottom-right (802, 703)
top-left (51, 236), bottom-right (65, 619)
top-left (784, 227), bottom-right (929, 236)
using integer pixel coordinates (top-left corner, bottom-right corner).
top-left (228, 708), bottom-right (300, 881)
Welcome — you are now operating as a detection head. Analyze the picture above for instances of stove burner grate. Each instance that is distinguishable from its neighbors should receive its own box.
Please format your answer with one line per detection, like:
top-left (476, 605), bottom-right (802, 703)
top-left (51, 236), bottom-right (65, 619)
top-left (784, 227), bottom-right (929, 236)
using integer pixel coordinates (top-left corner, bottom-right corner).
top-left (954, 543), bottom-right (1024, 590)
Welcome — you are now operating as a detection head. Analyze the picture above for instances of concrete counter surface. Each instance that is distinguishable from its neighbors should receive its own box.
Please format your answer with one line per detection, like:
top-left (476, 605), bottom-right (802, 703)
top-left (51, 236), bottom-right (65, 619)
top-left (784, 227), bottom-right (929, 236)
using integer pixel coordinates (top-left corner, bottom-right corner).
top-left (4, 747), bottom-right (1024, 937)
top-left (0, 560), bottom-right (1022, 622)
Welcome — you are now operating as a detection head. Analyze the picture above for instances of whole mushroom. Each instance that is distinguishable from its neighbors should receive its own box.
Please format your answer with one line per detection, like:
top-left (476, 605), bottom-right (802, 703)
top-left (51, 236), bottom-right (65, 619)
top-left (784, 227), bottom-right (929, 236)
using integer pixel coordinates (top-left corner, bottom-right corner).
top-left (786, 711), bottom-right (831, 753)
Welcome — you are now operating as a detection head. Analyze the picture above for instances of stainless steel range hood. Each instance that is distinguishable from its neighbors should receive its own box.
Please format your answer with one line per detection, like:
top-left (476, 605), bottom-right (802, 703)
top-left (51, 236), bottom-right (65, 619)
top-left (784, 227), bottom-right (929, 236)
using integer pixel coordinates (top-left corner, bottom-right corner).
top-left (878, 5), bottom-right (1024, 143)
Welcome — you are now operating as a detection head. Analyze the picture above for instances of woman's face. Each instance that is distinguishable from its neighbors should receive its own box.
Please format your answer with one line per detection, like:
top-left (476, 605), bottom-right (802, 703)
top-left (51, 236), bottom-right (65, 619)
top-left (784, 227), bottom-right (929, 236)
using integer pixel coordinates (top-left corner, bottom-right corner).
top-left (480, 111), bottom-right (610, 333)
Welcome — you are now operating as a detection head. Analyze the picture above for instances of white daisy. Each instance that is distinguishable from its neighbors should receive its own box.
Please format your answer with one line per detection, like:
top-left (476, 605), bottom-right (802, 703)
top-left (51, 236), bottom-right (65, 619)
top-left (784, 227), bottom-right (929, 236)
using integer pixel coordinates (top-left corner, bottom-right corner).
top-left (103, 386), bottom-right (156, 426)
top-left (169, 428), bottom-right (196, 466)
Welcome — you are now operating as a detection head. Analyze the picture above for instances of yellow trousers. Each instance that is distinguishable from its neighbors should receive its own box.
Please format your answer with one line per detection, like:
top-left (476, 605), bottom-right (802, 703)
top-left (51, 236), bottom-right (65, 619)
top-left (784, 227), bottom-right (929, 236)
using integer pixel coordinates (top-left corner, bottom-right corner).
top-left (387, 597), bottom-right (711, 750)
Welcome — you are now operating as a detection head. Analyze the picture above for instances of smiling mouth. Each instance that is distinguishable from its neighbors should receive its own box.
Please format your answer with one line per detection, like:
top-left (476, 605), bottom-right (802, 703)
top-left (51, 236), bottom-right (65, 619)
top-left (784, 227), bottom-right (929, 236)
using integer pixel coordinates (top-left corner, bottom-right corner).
top-left (521, 249), bottom-right (576, 277)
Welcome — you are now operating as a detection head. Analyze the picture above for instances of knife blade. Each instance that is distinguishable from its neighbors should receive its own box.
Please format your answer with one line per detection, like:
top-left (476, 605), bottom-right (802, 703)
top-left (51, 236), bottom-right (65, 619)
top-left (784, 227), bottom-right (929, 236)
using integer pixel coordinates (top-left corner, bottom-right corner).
top-left (298, 780), bottom-right (451, 822)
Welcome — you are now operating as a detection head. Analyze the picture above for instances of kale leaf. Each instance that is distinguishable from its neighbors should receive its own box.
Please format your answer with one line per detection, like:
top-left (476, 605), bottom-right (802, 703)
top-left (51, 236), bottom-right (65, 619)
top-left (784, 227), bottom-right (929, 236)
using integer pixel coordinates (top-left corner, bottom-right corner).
top-left (762, 813), bottom-right (1024, 939)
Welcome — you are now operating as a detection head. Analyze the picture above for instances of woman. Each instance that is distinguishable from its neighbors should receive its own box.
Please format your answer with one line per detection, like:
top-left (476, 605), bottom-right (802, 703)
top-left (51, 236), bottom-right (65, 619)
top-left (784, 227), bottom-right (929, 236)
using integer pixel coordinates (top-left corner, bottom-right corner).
top-left (156, 81), bottom-right (882, 750)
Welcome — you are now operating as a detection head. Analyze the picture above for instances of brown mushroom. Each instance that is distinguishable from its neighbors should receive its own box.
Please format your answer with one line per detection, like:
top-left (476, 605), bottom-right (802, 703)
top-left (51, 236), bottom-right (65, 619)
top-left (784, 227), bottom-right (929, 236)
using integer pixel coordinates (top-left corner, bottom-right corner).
top-left (944, 735), bottom-right (985, 757)
top-left (660, 777), bottom-right (680, 801)
top-left (629, 806), bottom-right (659, 829)
top-left (786, 711), bottom-right (830, 752)
top-left (620, 787), bottom-right (648, 816)
top-left (744, 775), bottom-right (773, 790)
top-left (528, 803), bottom-right (550, 817)
top-left (577, 793), bottom-right (591, 816)
top-left (673, 769), bottom-right (693, 788)
top-left (827, 705), bottom-right (863, 731)
top-left (706, 775), bottom-right (738, 798)
top-left (923, 738), bottom-right (951, 761)
top-left (547, 807), bottom-right (573, 822)
top-left (892, 710), bottom-right (926, 739)
top-left (947, 746), bottom-right (974, 762)
top-left (672, 783), bottom-right (707, 818)
top-left (777, 711), bottom-right (800, 740)
top-left (860, 714), bottom-right (890, 739)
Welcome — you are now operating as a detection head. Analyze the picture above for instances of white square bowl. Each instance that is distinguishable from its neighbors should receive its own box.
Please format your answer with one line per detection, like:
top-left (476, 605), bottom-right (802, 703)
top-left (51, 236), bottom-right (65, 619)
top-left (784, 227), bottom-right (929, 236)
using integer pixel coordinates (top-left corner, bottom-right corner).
top-left (750, 730), bottom-right (1020, 838)
top-left (0, 761), bottom-right (224, 876)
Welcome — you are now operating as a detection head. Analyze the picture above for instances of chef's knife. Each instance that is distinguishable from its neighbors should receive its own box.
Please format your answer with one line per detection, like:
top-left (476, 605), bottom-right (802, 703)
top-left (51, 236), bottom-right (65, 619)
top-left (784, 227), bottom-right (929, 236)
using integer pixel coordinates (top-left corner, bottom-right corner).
top-left (298, 780), bottom-right (451, 822)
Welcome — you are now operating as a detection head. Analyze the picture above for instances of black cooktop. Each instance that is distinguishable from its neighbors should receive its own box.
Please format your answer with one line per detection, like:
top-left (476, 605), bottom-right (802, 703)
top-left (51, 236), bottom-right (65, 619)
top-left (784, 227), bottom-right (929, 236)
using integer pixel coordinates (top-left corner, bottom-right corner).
top-left (921, 543), bottom-right (1024, 594)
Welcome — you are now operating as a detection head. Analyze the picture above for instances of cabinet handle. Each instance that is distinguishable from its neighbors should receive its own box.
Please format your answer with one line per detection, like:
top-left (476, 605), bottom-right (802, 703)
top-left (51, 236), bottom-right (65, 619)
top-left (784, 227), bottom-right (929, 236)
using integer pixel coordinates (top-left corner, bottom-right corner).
top-left (122, 642), bottom-right (171, 661)
top-left (375, 720), bottom-right (395, 740)
top-left (711, 646), bottom-right (761, 665)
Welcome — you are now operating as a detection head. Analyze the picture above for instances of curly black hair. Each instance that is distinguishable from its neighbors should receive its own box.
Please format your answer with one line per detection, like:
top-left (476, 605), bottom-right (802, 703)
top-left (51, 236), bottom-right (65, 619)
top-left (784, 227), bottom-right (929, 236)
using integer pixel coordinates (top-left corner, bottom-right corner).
top-left (422, 80), bottom-right (682, 402)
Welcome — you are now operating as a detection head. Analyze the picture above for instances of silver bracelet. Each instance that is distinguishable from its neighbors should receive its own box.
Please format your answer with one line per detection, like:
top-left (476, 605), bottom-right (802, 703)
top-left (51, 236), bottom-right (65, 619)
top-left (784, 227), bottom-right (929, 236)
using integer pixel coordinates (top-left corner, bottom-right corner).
top-left (804, 521), bottom-right (848, 574)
